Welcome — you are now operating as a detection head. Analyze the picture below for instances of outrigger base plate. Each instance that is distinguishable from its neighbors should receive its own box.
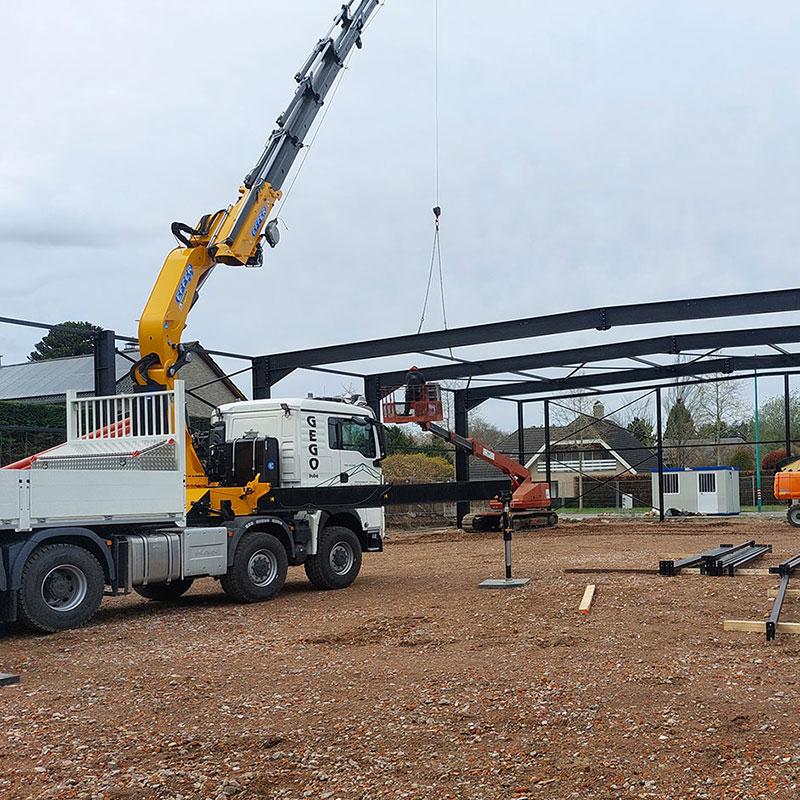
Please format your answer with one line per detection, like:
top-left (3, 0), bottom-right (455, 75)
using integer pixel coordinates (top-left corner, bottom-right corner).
top-left (478, 578), bottom-right (530, 589)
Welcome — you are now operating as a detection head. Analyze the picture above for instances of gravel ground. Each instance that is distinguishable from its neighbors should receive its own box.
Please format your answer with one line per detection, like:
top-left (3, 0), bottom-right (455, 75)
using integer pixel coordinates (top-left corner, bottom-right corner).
top-left (2, 516), bottom-right (799, 800)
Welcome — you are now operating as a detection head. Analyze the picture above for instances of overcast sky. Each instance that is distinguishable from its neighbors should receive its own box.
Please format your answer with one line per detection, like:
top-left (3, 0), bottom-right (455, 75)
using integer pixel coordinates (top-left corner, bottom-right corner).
top-left (2, 1), bottom-right (800, 429)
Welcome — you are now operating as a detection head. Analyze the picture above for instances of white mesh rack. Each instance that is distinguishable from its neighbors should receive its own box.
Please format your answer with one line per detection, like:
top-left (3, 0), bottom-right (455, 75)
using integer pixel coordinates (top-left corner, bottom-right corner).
top-left (31, 383), bottom-right (186, 475)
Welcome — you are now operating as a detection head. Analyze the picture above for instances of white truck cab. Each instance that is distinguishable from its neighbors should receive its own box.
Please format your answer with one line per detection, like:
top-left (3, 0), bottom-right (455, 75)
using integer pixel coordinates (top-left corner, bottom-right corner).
top-left (211, 396), bottom-right (386, 547)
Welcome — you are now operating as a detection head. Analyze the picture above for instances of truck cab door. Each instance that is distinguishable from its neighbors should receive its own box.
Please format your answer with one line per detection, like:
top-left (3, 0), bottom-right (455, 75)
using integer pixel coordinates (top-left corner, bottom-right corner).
top-left (328, 417), bottom-right (381, 485)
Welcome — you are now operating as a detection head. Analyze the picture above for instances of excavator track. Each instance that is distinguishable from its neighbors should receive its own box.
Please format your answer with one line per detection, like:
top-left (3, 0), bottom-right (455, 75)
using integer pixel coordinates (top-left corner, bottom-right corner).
top-left (461, 512), bottom-right (558, 532)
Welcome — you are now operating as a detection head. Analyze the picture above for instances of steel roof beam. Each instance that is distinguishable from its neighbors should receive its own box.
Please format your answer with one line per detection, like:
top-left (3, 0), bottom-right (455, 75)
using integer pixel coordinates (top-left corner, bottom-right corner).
top-left (260, 288), bottom-right (800, 371)
top-left (373, 323), bottom-right (800, 386)
top-left (464, 351), bottom-right (800, 402)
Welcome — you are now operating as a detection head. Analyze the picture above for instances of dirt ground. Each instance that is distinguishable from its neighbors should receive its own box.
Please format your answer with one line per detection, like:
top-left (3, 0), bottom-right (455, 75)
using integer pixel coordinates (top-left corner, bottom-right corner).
top-left (2, 516), bottom-right (800, 800)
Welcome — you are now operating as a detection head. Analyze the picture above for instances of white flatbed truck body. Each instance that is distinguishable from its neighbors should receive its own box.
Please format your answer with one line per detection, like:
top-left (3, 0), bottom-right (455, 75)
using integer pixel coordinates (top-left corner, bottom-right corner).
top-left (0, 383), bottom-right (385, 633)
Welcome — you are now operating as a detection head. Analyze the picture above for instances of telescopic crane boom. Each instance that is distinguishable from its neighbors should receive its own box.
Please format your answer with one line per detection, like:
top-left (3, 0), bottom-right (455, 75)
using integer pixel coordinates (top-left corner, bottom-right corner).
top-left (133, 0), bottom-right (379, 395)
top-left (130, 1), bottom-right (379, 496)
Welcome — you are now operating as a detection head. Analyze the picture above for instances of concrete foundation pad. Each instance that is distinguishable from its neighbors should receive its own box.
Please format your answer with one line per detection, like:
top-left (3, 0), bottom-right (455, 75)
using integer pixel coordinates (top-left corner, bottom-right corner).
top-left (478, 578), bottom-right (531, 589)
top-left (0, 673), bottom-right (20, 686)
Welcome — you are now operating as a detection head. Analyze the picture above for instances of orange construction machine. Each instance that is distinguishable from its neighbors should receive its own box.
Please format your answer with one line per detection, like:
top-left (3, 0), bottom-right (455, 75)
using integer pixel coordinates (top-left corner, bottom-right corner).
top-left (774, 456), bottom-right (800, 526)
top-left (383, 384), bottom-right (557, 531)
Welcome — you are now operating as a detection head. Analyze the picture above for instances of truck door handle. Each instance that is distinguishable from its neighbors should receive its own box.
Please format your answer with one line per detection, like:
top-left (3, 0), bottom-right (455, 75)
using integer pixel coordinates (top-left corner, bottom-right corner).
top-left (340, 472), bottom-right (349, 483)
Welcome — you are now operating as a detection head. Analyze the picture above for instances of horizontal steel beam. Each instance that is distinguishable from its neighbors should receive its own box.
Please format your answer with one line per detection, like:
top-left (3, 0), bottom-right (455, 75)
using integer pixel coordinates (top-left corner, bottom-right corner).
top-left (464, 352), bottom-right (800, 402)
top-left (263, 479), bottom-right (509, 509)
top-left (261, 288), bottom-right (800, 372)
top-left (375, 324), bottom-right (800, 386)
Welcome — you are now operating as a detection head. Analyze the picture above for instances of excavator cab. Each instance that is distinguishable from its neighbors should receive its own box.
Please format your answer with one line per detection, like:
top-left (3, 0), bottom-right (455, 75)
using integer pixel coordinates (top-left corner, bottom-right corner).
top-left (382, 383), bottom-right (444, 424)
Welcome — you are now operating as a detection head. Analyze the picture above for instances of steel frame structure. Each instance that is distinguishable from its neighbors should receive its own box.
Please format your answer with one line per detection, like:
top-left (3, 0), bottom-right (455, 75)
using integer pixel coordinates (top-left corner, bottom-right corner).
top-left (4, 286), bottom-right (800, 524)
top-left (250, 287), bottom-right (800, 524)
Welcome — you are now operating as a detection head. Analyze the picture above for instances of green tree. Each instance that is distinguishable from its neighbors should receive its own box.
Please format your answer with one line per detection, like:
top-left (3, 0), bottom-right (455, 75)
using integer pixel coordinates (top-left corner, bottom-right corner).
top-left (626, 416), bottom-right (654, 448)
top-left (729, 448), bottom-right (755, 471)
top-left (28, 321), bottom-right (102, 361)
top-left (749, 392), bottom-right (800, 452)
top-left (385, 425), bottom-right (418, 455)
top-left (665, 397), bottom-right (697, 467)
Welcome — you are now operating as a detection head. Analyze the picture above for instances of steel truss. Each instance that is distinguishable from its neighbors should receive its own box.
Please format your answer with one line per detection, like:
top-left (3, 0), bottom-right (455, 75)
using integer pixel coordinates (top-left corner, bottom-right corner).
top-left (5, 286), bottom-right (800, 526)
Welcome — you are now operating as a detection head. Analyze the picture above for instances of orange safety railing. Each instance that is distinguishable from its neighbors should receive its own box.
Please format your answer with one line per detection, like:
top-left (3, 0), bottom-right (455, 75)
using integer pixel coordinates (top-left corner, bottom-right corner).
top-left (382, 383), bottom-right (444, 424)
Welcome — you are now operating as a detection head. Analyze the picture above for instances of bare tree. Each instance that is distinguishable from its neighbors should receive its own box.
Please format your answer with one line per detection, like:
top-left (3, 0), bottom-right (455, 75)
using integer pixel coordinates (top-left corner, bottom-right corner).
top-left (694, 375), bottom-right (748, 465)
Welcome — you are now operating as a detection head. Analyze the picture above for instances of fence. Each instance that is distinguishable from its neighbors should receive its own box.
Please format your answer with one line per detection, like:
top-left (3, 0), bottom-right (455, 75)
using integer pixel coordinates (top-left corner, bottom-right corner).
top-left (563, 470), bottom-right (781, 511)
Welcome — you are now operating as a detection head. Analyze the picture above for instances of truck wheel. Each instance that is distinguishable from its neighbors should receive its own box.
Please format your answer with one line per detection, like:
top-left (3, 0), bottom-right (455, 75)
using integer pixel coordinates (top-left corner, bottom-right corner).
top-left (18, 544), bottom-right (105, 633)
top-left (788, 506), bottom-right (800, 527)
top-left (134, 578), bottom-right (194, 601)
top-left (220, 531), bottom-right (287, 603)
top-left (305, 526), bottom-right (362, 590)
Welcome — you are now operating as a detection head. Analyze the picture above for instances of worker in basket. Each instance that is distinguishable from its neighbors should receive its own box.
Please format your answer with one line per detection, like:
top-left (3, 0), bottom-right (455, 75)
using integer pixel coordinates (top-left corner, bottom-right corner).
top-left (402, 366), bottom-right (426, 416)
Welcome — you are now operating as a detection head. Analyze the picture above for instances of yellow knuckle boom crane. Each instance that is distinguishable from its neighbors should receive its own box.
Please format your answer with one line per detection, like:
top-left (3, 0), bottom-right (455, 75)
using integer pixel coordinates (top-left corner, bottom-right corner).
top-left (131, 1), bottom-right (379, 506)
top-left (134, 0), bottom-right (377, 390)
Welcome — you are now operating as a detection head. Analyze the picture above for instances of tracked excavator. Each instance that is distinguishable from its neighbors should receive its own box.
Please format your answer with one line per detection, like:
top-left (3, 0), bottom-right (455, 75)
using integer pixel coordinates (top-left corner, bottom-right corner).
top-left (383, 384), bottom-right (558, 531)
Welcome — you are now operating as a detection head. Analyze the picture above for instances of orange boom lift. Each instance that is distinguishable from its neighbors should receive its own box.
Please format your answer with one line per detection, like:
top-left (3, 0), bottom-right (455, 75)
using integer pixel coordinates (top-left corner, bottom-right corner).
top-left (383, 383), bottom-right (557, 531)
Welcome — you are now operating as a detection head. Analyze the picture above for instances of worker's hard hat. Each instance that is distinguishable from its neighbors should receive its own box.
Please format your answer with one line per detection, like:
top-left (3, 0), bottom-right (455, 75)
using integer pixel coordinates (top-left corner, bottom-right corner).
top-left (410, 366), bottom-right (418, 370)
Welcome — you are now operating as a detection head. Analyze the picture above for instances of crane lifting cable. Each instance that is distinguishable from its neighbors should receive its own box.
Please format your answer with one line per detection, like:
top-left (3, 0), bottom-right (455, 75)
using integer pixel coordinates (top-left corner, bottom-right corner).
top-left (417, 0), bottom-right (450, 340)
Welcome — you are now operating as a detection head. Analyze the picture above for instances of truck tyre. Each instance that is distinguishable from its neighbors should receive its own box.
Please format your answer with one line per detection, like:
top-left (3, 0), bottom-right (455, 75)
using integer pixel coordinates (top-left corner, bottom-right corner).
top-left (18, 544), bottom-right (105, 633)
top-left (134, 578), bottom-right (194, 601)
top-left (220, 531), bottom-right (287, 603)
top-left (305, 526), bottom-right (362, 590)
top-left (788, 505), bottom-right (800, 527)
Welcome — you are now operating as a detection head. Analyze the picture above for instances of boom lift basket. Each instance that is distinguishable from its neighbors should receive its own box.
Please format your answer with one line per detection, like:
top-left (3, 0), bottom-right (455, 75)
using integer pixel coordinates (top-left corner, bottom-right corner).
top-left (382, 383), bottom-right (444, 424)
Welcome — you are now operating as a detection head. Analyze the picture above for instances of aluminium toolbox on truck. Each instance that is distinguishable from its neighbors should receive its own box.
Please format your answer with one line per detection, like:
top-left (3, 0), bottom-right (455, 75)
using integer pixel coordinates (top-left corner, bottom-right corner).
top-left (0, 384), bottom-right (188, 532)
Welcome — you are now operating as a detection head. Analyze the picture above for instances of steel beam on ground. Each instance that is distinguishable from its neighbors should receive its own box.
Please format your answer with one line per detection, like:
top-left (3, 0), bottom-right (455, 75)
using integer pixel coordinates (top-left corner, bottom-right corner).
top-left (258, 288), bottom-right (800, 374)
top-left (767, 574), bottom-right (791, 641)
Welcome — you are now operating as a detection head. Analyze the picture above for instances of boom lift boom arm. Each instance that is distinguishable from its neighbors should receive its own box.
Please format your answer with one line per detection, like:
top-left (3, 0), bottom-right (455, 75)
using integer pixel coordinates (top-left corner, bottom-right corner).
top-left (423, 422), bottom-right (550, 512)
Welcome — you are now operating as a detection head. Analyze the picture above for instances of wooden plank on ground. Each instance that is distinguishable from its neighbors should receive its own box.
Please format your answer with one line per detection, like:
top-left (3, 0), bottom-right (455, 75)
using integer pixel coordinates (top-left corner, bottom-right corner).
top-left (724, 620), bottom-right (800, 634)
top-left (578, 584), bottom-right (596, 613)
top-left (564, 568), bottom-right (658, 575)
top-left (767, 588), bottom-right (800, 598)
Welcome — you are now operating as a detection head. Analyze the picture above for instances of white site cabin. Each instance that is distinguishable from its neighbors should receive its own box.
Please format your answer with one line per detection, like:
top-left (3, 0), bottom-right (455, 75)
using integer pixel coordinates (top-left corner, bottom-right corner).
top-left (651, 466), bottom-right (740, 515)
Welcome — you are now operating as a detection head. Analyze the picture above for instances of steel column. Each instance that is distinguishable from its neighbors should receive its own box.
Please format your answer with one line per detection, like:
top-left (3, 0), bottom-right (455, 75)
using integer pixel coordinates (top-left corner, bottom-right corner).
top-left (252, 356), bottom-right (270, 400)
top-left (785, 374), bottom-right (791, 457)
top-left (454, 390), bottom-right (470, 528)
top-left (93, 329), bottom-right (117, 397)
top-left (656, 387), bottom-right (664, 522)
top-left (544, 399), bottom-right (552, 491)
top-left (517, 401), bottom-right (525, 465)
top-left (364, 375), bottom-right (381, 419)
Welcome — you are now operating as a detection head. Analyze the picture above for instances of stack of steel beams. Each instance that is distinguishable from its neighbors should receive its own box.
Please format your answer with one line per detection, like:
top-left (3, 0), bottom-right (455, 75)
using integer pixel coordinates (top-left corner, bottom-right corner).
top-left (702, 543), bottom-right (772, 577)
top-left (659, 541), bottom-right (754, 577)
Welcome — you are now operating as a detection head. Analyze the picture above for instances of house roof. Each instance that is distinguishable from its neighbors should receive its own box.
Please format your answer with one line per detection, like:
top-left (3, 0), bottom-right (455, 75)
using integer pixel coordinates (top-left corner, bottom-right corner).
top-left (0, 345), bottom-right (245, 403)
top-left (471, 413), bottom-right (659, 480)
top-left (0, 354), bottom-right (128, 401)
